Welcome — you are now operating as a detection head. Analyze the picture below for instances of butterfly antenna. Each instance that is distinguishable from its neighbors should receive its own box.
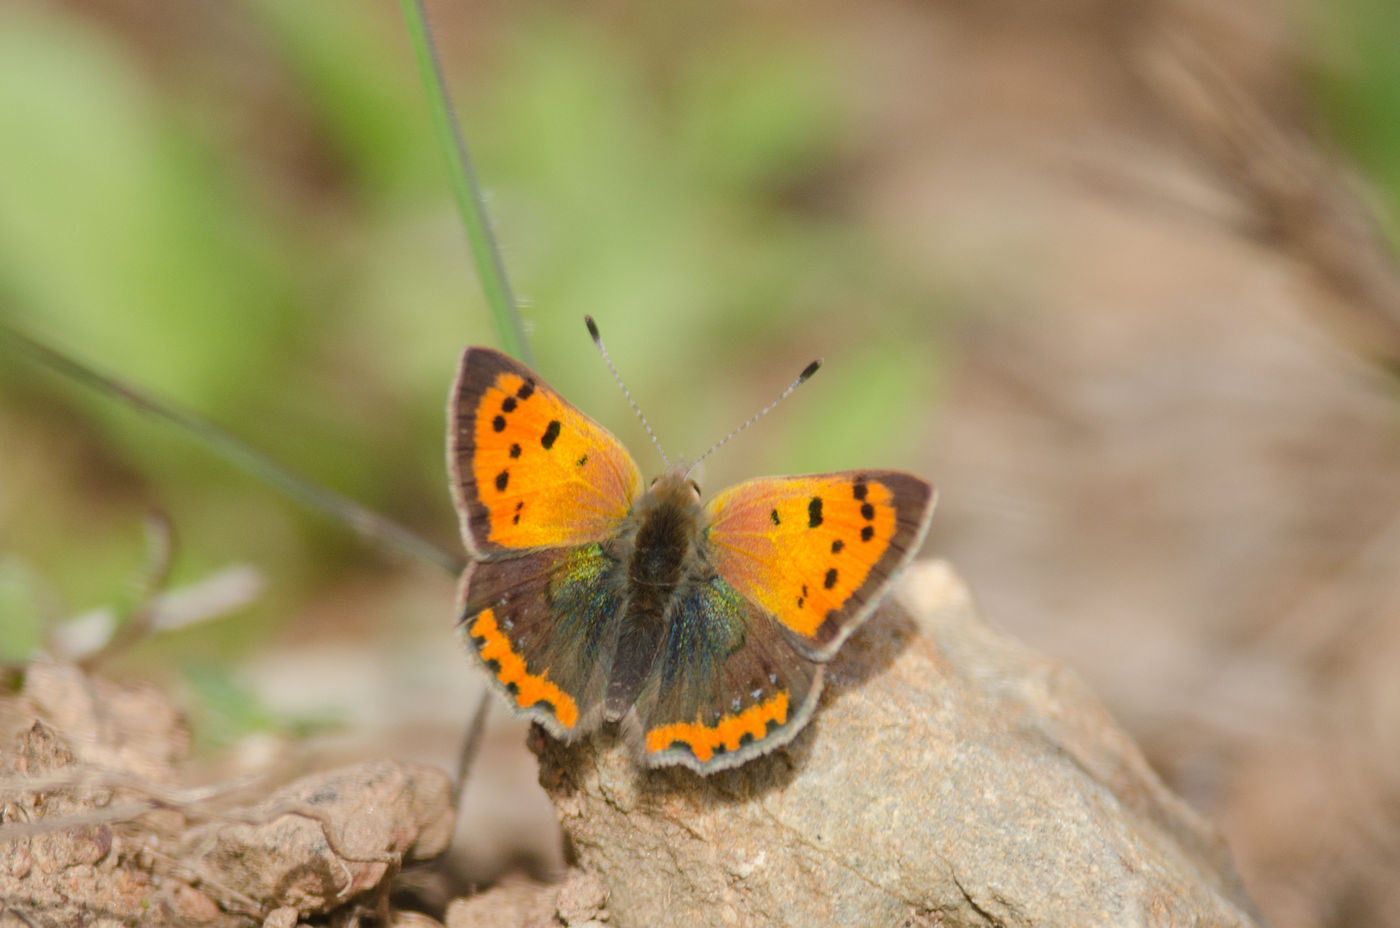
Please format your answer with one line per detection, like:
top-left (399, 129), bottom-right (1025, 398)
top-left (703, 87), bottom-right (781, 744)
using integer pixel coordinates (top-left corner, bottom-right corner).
top-left (690, 358), bottom-right (822, 470)
top-left (585, 316), bottom-right (669, 469)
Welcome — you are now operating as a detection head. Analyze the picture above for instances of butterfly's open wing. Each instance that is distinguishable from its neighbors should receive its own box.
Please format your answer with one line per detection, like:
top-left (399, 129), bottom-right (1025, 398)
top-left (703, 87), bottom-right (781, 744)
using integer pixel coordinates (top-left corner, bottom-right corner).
top-left (459, 544), bottom-right (626, 739)
top-left (633, 575), bottom-right (823, 773)
top-left (449, 347), bottom-right (642, 736)
top-left (704, 471), bottom-right (935, 660)
top-left (449, 347), bottom-right (643, 559)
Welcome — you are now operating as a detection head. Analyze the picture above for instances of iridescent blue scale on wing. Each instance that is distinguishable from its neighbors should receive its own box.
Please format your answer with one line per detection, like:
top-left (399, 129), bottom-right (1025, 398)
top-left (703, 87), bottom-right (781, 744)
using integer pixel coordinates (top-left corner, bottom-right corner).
top-left (547, 544), bottom-right (627, 669)
top-left (660, 577), bottom-right (747, 691)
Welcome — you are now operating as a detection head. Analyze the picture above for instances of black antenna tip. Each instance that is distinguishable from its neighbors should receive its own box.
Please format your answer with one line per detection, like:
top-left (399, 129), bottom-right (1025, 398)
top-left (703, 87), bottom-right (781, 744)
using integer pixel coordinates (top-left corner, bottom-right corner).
top-left (585, 316), bottom-right (601, 343)
top-left (799, 359), bottom-right (822, 382)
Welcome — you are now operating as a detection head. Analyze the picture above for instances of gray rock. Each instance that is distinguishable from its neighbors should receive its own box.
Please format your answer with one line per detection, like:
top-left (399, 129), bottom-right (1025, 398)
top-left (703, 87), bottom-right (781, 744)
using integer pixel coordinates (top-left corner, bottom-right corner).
top-left (534, 561), bottom-right (1264, 927)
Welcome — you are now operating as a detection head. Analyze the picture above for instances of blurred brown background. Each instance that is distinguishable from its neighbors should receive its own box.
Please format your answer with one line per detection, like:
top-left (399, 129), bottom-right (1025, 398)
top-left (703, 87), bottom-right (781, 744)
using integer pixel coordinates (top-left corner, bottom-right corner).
top-left (3, 1), bottom-right (1399, 924)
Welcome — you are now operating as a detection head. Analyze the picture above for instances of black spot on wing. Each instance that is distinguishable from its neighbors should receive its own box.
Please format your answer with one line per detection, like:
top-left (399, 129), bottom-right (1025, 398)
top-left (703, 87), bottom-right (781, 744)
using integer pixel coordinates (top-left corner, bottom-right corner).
top-left (831, 539), bottom-right (844, 554)
top-left (509, 443), bottom-right (522, 459)
top-left (824, 568), bottom-right (838, 590)
top-left (501, 396), bottom-right (517, 413)
top-left (808, 497), bottom-right (823, 528)
top-left (542, 420), bottom-right (561, 449)
top-left (495, 470), bottom-right (509, 492)
top-left (516, 380), bottom-right (535, 400)
top-left (492, 415), bottom-right (506, 433)
top-left (860, 502), bottom-right (875, 520)
top-left (771, 509), bottom-right (781, 526)
top-left (861, 525), bottom-right (875, 542)
top-left (853, 481), bottom-right (868, 501)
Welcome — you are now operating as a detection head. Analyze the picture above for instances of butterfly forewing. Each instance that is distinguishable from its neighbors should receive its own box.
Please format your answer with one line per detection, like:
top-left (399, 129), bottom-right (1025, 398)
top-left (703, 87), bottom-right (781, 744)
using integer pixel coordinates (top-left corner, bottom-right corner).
top-left (449, 347), bottom-right (644, 558)
top-left (704, 471), bottom-right (936, 660)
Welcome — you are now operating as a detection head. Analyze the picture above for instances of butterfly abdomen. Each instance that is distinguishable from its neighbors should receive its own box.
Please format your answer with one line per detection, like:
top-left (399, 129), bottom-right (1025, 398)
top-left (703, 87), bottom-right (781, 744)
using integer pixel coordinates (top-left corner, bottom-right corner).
top-left (604, 477), bottom-right (701, 721)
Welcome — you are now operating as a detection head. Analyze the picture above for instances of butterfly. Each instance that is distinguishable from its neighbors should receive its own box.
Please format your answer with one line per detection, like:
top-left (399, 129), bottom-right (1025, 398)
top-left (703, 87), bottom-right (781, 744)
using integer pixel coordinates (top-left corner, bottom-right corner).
top-left (447, 340), bottom-right (936, 774)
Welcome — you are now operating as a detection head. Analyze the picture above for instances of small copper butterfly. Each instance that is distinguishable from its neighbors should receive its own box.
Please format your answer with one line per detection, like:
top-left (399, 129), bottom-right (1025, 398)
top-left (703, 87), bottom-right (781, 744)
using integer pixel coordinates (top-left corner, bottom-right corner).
top-left (447, 332), bottom-right (936, 774)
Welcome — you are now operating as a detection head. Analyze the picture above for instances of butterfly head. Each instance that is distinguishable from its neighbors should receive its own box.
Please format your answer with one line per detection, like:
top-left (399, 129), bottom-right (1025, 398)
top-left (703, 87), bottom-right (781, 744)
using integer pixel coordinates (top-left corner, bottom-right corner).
top-left (645, 467), bottom-right (703, 508)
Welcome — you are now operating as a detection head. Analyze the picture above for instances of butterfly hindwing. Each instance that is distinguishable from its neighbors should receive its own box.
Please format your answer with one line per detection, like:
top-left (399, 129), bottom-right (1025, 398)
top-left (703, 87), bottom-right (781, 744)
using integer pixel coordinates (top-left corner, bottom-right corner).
top-left (449, 347), bottom-right (644, 558)
top-left (634, 574), bottom-right (823, 773)
top-left (704, 471), bottom-right (936, 659)
top-left (458, 543), bottom-right (627, 739)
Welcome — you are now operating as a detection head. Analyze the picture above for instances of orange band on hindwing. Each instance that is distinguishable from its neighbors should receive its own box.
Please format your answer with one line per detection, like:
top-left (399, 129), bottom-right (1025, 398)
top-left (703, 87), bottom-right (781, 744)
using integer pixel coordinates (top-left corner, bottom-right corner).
top-left (468, 607), bottom-right (579, 728)
top-left (645, 691), bottom-right (790, 763)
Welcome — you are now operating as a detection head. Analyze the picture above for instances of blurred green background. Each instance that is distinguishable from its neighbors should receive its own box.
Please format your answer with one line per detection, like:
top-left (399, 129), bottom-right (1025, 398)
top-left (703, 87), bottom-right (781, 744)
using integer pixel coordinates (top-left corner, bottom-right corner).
top-left (3, 1), bottom-right (1400, 919)
top-left (0, 0), bottom-right (1397, 708)
top-left (0, 2), bottom-right (945, 668)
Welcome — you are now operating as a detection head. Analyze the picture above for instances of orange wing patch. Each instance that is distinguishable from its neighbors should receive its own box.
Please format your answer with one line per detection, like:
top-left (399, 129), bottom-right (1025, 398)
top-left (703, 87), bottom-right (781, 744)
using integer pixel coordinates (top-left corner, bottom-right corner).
top-left (644, 691), bottom-right (790, 763)
top-left (450, 348), bottom-right (643, 555)
top-left (467, 607), bottom-right (580, 728)
top-left (705, 471), bottom-right (934, 657)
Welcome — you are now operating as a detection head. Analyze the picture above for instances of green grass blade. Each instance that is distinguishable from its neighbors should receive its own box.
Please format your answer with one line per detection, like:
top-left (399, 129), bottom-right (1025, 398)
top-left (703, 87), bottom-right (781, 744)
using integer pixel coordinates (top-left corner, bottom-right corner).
top-left (399, 0), bottom-right (533, 366)
top-left (0, 322), bottom-right (465, 576)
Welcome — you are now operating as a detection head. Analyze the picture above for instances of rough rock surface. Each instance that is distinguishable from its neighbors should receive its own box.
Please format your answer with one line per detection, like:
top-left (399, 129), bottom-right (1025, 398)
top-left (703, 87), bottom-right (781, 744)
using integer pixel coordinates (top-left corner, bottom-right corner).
top-left (0, 663), bottom-right (228, 928)
top-left (179, 758), bottom-right (454, 916)
top-left (444, 870), bottom-right (609, 928)
top-left (535, 561), bottom-right (1265, 928)
top-left (0, 662), bottom-right (454, 927)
